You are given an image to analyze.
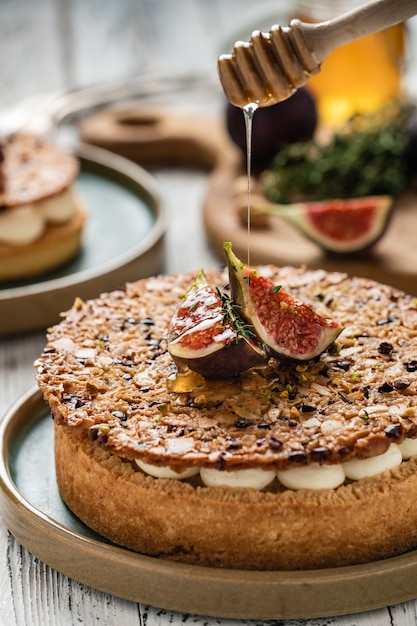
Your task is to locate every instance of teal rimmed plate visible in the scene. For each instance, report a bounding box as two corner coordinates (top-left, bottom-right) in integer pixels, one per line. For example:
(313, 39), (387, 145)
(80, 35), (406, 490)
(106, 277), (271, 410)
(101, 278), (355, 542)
(0, 143), (166, 336)
(2, 387), (417, 619)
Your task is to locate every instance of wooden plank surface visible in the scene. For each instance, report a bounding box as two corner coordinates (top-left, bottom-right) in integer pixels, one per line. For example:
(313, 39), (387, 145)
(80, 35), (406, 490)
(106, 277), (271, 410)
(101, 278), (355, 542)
(1, 1), (417, 624)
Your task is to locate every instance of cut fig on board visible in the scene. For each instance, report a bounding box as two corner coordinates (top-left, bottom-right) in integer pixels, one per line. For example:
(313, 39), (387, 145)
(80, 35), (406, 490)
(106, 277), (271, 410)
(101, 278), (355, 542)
(168, 270), (268, 378)
(246, 195), (394, 254)
(224, 243), (343, 361)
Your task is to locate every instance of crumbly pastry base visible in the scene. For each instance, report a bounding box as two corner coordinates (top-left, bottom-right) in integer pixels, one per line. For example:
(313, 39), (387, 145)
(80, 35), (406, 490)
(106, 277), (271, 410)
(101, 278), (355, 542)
(55, 422), (417, 570)
(0, 198), (86, 281)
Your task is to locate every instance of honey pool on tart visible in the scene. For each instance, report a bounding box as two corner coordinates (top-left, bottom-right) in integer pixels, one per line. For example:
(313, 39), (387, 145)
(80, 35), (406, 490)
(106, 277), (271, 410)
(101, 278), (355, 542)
(35, 242), (417, 570)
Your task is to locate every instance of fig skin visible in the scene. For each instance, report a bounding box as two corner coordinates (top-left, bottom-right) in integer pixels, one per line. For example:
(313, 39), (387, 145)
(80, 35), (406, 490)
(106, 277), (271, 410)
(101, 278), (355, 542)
(226, 87), (318, 171)
(259, 195), (395, 256)
(171, 337), (267, 379)
(224, 242), (342, 361)
(168, 271), (268, 378)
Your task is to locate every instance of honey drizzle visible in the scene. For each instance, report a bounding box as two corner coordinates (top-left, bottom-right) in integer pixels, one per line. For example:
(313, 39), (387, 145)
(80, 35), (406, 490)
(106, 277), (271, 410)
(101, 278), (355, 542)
(242, 102), (258, 266)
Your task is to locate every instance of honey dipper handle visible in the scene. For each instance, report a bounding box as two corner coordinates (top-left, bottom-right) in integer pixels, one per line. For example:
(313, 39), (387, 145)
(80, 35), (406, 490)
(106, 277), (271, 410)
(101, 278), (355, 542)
(292, 0), (416, 66)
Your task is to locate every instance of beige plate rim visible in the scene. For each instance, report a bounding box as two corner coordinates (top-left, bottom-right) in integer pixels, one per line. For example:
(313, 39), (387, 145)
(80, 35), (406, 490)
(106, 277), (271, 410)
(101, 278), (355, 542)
(2, 387), (417, 620)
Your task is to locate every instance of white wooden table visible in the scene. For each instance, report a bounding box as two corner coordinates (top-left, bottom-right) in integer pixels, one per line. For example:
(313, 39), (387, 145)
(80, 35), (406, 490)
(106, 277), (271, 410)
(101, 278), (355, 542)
(1, 1), (417, 624)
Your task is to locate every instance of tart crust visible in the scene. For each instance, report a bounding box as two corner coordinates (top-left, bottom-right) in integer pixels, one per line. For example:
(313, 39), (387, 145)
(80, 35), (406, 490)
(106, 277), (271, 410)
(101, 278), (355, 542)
(55, 422), (417, 570)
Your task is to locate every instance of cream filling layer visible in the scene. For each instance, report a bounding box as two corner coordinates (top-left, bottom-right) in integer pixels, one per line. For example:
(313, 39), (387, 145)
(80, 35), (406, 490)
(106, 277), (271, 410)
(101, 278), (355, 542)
(134, 440), (414, 491)
(0, 186), (76, 245)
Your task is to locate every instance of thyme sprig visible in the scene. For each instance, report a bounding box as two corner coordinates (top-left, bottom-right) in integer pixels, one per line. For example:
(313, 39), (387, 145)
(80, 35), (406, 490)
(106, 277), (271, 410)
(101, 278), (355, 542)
(262, 100), (415, 203)
(216, 287), (256, 342)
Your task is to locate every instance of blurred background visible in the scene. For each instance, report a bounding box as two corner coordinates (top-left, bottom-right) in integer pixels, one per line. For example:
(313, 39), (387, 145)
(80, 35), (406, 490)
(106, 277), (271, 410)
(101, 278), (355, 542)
(2, 6), (417, 622)
(2, 0), (417, 117)
(1, 0), (289, 110)
(2, 0), (417, 300)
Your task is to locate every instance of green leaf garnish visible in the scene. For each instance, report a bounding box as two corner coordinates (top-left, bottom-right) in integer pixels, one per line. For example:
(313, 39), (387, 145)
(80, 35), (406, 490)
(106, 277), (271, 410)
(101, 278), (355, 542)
(216, 287), (256, 342)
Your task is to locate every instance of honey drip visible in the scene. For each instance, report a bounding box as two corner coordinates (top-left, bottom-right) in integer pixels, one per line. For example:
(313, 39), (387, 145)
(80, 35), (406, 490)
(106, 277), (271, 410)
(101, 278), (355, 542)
(166, 104), (259, 392)
(242, 102), (258, 266)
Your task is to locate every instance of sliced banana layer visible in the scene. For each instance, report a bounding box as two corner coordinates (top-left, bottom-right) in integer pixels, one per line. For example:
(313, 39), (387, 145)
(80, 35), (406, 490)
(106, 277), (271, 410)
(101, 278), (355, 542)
(135, 442), (409, 490)
(398, 437), (417, 460)
(277, 462), (346, 490)
(343, 444), (402, 480)
(200, 466), (276, 489)
(0, 186), (76, 245)
(135, 458), (200, 480)
(0, 205), (45, 245)
(38, 187), (76, 223)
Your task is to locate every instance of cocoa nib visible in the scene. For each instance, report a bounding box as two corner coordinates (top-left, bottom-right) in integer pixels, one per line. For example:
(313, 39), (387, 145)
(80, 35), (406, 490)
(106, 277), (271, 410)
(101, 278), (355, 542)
(62, 394), (85, 408)
(378, 382), (394, 393)
(311, 446), (331, 462)
(378, 341), (394, 355)
(111, 411), (127, 420)
(394, 379), (411, 391)
(338, 391), (353, 404)
(334, 359), (353, 371)
(288, 450), (307, 463)
(268, 434), (283, 450)
(384, 423), (403, 440)
(299, 404), (317, 413)
(234, 417), (254, 428)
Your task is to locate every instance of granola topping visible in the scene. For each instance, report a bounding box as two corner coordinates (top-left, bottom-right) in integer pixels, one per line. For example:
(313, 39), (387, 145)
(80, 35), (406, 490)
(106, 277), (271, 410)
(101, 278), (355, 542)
(35, 267), (417, 477)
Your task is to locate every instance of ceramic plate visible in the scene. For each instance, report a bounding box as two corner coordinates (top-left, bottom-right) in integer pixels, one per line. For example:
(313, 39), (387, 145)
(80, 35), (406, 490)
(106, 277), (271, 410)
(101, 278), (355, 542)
(0, 143), (166, 336)
(2, 388), (417, 620)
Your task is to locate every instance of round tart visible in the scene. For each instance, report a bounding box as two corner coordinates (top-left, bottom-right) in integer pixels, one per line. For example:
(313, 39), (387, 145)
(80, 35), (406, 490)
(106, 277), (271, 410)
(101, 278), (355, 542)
(0, 133), (85, 280)
(35, 266), (417, 570)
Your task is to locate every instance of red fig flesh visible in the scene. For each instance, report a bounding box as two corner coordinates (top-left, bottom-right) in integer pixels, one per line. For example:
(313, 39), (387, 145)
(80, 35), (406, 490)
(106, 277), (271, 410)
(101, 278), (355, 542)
(224, 243), (343, 361)
(168, 270), (268, 378)
(253, 195), (394, 254)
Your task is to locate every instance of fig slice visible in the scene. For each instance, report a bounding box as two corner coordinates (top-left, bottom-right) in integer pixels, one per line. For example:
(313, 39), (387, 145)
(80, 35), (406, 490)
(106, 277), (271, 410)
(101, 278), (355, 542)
(248, 195), (394, 254)
(224, 242), (343, 361)
(168, 270), (268, 378)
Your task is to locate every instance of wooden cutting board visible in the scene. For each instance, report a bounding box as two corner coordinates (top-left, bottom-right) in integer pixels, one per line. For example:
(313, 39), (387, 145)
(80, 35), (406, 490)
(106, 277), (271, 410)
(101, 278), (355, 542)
(80, 106), (417, 295)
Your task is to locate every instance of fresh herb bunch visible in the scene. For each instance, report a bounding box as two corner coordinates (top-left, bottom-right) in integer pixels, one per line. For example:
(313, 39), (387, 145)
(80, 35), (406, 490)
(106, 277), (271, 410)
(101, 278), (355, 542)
(262, 100), (416, 204)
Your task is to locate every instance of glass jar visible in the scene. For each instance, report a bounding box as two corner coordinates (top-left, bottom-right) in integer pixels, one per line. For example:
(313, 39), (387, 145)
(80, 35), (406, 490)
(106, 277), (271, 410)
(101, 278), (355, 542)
(294, 1), (406, 126)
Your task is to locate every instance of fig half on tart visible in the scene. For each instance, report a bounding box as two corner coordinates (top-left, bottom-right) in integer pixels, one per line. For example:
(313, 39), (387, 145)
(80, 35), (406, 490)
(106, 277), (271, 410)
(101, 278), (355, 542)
(168, 245), (343, 378)
(224, 242), (343, 361)
(167, 269), (268, 378)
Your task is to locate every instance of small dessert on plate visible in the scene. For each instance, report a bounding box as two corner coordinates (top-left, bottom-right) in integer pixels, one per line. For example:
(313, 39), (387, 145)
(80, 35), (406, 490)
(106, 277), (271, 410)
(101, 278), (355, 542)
(0, 133), (86, 281)
(35, 244), (417, 571)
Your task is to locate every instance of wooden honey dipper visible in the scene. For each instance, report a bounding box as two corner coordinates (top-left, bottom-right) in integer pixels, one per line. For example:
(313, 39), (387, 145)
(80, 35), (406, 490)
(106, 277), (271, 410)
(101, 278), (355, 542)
(218, 0), (417, 108)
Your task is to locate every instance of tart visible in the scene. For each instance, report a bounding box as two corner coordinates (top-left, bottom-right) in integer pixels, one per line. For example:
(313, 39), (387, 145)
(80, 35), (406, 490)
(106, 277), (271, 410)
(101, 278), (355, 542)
(35, 265), (417, 570)
(0, 133), (86, 281)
